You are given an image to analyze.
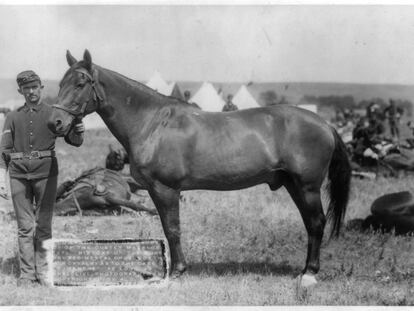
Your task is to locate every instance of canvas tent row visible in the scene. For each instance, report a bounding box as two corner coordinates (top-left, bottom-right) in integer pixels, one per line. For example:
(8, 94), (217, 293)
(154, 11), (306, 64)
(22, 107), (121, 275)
(232, 85), (260, 110)
(146, 71), (183, 100)
(190, 82), (225, 112)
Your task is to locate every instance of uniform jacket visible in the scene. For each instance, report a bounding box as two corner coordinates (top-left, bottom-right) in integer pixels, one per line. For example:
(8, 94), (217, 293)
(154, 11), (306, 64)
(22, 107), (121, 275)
(0, 101), (83, 179)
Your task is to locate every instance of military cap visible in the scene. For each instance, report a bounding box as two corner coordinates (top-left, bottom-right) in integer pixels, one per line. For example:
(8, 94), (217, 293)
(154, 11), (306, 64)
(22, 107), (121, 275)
(16, 70), (41, 87)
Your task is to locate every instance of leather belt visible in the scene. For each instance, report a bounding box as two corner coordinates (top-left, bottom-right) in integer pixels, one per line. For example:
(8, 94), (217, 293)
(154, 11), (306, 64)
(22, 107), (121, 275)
(10, 150), (56, 160)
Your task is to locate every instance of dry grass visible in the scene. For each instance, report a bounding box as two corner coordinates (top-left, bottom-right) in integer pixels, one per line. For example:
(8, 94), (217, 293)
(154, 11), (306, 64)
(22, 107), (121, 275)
(0, 128), (413, 306)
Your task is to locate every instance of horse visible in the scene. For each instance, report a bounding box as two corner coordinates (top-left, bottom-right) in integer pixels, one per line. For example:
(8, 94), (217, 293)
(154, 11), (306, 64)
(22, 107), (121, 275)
(47, 50), (351, 287)
(55, 167), (156, 216)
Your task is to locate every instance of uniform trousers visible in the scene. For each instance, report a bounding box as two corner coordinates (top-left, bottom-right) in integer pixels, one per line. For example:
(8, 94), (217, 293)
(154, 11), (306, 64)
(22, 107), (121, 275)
(10, 175), (57, 281)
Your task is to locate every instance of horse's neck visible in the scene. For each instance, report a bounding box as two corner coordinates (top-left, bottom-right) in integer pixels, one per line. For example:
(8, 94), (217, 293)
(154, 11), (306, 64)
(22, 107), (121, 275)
(95, 67), (163, 151)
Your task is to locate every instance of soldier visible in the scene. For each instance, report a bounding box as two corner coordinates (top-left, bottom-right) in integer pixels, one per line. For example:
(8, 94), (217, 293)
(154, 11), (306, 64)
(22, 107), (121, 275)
(222, 94), (238, 112)
(367, 114), (385, 145)
(383, 99), (402, 142)
(183, 90), (191, 103)
(366, 102), (381, 121)
(0, 70), (85, 286)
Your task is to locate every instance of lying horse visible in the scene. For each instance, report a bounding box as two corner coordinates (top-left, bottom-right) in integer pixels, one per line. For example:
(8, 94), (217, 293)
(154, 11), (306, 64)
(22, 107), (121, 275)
(47, 50), (351, 287)
(365, 191), (414, 234)
(55, 167), (156, 216)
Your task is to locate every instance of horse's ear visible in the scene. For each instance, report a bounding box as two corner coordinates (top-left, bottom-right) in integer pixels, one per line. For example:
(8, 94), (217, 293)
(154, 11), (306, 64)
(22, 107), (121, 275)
(83, 49), (92, 72)
(66, 50), (77, 67)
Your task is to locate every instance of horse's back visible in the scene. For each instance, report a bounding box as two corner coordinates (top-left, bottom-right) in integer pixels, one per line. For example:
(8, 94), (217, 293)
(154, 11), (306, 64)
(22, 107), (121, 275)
(139, 104), (336, 190)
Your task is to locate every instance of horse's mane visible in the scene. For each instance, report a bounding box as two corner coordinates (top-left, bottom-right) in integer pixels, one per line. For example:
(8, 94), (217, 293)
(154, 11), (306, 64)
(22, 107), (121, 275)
(98, 66), (201, 110)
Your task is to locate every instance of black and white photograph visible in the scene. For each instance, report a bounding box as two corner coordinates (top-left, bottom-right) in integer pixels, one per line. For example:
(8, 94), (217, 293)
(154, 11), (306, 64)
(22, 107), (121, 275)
(0, 1), (413, 307)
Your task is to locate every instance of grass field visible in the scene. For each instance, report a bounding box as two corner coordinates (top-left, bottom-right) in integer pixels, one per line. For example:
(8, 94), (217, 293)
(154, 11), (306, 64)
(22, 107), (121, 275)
(0, 128), (413, 306)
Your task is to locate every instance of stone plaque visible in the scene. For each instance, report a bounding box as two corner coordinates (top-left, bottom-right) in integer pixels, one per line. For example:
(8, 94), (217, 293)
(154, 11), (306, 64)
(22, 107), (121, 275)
(50, 239), (168, 287)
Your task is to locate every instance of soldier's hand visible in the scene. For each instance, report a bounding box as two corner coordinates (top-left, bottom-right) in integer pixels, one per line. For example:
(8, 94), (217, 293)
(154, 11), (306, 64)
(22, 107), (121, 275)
(74, 122), (85, 134)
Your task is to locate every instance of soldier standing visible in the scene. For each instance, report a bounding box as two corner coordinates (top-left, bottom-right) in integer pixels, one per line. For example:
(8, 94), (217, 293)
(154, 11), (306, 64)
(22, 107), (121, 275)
(0, 70), (84, 286)
(383, 99), (401, 142)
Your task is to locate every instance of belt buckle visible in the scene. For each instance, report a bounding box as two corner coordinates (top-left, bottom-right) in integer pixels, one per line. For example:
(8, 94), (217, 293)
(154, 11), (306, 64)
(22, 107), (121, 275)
(29, 151), (40, 159)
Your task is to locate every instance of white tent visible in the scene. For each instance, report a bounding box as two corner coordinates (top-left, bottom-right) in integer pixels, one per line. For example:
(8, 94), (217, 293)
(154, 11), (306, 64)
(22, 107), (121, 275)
(190, 82), (225, 112)
(146, 71), (183, 99)
(166, 82), (184, 100)
(146, 71), (171, 96)
(297, 104), (318, 114)
(233, 85), (260, 110)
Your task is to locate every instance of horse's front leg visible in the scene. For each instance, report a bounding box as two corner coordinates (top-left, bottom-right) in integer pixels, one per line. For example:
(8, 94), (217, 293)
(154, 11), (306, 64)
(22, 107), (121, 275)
(148, 181), (187, 277)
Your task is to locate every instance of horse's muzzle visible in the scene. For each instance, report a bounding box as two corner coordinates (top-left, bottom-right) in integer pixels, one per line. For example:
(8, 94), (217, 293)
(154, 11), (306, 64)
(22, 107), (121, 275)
(47, 118), (60, 134)
(47, 117), (70, 136)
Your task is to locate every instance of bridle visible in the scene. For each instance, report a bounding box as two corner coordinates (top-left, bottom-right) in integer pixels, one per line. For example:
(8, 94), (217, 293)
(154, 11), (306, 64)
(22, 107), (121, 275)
(52, 68), (104, 119)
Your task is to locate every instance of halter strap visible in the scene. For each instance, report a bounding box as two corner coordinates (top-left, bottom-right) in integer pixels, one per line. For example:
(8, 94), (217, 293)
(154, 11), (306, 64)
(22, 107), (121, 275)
(52, 68), (104, 118)
(53, 100), (89, 117)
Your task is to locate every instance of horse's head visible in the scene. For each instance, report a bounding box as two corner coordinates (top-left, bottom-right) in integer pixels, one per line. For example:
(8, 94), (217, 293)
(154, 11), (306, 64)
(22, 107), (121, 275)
(48, 49), (104, 136)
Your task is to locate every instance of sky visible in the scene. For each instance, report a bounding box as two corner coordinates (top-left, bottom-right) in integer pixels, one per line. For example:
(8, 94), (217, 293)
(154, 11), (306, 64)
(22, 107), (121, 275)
(1, 4), (414, 84)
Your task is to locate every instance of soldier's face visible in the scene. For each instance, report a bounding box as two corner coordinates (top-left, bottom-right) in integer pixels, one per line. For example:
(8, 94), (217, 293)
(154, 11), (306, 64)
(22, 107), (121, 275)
(18, 81), (44, 104)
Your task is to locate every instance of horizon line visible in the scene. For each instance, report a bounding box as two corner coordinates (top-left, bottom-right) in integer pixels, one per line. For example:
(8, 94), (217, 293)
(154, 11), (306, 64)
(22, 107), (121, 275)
(1, 76), (413, 87)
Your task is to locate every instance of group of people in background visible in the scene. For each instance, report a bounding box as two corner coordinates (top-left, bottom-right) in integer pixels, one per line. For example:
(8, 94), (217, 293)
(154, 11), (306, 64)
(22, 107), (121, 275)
(335, 99), (408, 167)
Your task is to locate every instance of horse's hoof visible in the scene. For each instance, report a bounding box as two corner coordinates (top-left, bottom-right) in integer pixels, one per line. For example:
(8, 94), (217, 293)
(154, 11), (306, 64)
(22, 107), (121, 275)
(298, 273), (317, 288)
(170, 269), (185, 279)
(170, 264), (187, 279)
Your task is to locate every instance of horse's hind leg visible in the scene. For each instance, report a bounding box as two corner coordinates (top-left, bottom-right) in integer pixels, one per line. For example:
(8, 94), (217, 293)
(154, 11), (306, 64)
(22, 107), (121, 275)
(284, 176), (326, 287)
(148, 182), (187, 277)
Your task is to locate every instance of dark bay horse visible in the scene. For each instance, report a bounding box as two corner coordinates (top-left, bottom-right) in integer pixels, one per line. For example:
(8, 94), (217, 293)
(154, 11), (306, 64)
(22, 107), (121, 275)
(48, 50), (351, 287)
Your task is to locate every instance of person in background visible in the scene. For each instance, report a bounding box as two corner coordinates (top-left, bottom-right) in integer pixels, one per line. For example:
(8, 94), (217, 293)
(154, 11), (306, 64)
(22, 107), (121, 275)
(367, 116), (385, 145)
(183, 90), (200, 109)
(0, 70), (85, 286)
(335, 109), (345, 127)
(406, 121), (414, 148)
(366, 102), (385, 145)
(222, 94), (238, 112)
(383, 99), (402, 142)
(183, 90), (191, 103)
(366, 102), (381, 121)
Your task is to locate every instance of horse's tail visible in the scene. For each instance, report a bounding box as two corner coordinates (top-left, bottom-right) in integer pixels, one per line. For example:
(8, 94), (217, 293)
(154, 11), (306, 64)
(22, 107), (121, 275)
(326, 127), (352, 238)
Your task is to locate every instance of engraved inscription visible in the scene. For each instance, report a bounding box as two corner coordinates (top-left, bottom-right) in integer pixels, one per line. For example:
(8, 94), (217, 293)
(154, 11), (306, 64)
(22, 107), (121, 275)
(52, 239), (167, 286)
